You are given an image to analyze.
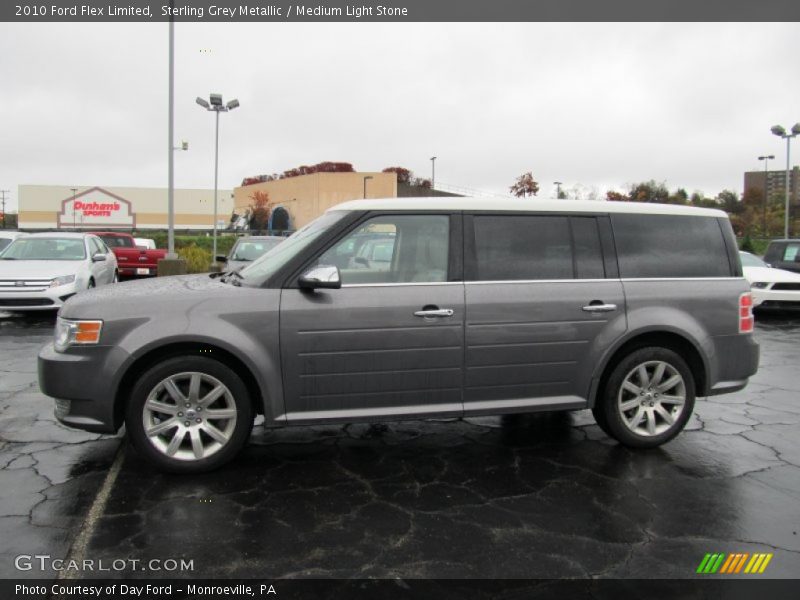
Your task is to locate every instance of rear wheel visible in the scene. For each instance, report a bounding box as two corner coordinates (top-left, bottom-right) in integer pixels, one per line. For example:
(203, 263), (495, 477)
(87, 278), (95, 289)
(126, 356), (254, 473)
(596, 347), (695, 448)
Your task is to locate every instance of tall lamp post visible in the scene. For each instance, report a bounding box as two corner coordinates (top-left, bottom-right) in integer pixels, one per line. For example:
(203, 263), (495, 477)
(70, 188), (78, 229)
(758, 155), (775, 236)
(430, 156), (437, 195)
(554, 181), (563, 199)
(197, 94), (240, 261)
(363, 175), (373, 199)
(771, 123), (800, 239)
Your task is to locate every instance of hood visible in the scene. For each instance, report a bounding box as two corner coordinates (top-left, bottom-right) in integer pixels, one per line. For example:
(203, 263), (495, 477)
(742, 265), (800, 284)
(62, 274), (239, 318)
(0, 260), (83, 279)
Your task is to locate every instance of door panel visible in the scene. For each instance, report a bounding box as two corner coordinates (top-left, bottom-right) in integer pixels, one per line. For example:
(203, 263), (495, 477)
(464, 280), (626, 412)
(279, 285), (465, 421)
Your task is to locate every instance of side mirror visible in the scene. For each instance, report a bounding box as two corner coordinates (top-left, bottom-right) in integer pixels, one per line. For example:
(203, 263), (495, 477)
(298, 265), (341, 290)
(215, 255), (228, 263)
(91, 253), (107, 262)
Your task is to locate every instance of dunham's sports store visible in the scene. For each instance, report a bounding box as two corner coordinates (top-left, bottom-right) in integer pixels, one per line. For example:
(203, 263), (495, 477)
(17, 185), (234, 231)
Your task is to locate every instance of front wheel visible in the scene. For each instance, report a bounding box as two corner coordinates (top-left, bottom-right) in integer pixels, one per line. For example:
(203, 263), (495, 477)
(126, 356), (254, 473)
(593, 347), (695, 448)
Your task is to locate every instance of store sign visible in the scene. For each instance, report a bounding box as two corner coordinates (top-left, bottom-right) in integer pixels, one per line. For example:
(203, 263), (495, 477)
(58, 187), (135, 228)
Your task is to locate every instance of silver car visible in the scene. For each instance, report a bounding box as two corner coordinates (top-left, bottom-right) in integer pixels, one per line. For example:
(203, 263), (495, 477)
(0, 232), (118, 311)
(38, 198), (759, 472)
(218, 235), (285, 272)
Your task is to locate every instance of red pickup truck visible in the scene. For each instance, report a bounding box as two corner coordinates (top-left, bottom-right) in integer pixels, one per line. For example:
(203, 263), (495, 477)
(95, 232), (166, 277)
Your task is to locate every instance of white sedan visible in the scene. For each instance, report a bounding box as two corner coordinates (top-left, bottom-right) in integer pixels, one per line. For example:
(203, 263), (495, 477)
(740, 251), (800, 309)
(0, 232), (118, 311)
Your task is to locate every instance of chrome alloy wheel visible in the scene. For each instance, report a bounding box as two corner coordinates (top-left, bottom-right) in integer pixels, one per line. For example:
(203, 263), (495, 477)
(142, 371), (238, 461)
(617, 360), (687, 437)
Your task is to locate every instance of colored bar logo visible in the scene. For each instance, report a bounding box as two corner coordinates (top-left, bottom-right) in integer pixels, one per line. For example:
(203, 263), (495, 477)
(696, 552), (773, 574)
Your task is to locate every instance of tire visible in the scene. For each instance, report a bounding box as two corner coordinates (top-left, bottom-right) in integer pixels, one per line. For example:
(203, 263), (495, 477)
(112, 271), (118, 284)
(125, 356), (254, 473)
(87, 278), (95, 289)
(596, 347), (695, 448)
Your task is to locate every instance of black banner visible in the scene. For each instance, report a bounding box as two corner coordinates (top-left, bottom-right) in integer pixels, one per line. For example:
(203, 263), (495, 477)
(3, 0), (800, 23)
(3, 579), (800, 600)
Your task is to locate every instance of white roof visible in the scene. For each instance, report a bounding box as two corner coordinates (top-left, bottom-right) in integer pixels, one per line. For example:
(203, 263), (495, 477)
(330, 197), (728, 218)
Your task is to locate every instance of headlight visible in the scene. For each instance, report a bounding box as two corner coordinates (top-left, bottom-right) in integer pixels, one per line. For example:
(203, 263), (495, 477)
(50, 274), (76, 288)
(54, 317), (103, 352)
(750, 282), (769, 289)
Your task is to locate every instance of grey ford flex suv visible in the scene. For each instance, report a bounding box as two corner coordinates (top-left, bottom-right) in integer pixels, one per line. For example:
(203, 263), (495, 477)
(39, 198), (759, 472)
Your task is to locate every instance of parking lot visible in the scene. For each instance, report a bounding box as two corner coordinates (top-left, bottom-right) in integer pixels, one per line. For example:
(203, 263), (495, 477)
(1, 310), (799, 579)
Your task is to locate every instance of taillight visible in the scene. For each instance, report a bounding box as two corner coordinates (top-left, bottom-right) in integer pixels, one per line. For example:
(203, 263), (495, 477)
(739, 293), (754, 333)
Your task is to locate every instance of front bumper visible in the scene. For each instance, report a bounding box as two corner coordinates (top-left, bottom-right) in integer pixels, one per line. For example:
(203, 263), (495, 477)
(752, 288), (800, 307)
(0, 282), (79, 311)
(38, 341), (129, 433)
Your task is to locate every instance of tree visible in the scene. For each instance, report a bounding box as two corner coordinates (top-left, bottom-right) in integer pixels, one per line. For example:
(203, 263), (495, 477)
(382, 167), (413, 184)
(248, 190), (272, 231)
(606, 190), (629, 202)
(629, 180), (669, 203)
(510, 172), (540, 198)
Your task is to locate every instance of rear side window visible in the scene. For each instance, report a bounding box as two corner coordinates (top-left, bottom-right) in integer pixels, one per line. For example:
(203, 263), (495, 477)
(783, 243), (800, 263)
(612, 214), (732, 278)
(472, 215), (605, 281)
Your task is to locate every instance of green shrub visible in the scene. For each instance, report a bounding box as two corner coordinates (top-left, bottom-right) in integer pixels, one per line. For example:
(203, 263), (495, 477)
(178, 244), (212, 273)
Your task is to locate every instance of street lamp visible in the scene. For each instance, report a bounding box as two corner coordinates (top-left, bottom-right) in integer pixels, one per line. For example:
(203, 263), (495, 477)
(430, 156), (437, 195)
(197, 93), (240, 261)
(758, 155), (775, 235)
(363, 175), (373, 199)
(771, 123), (800, 239)
(554, 181), (563, 199)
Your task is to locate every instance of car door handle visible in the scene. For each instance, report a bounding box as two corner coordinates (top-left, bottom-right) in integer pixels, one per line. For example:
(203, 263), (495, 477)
(414, 308), (454, 318)
(582, 303), (617, 313)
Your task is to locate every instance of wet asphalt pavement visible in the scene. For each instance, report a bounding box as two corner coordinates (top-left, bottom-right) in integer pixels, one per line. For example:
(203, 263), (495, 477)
(1, 310), (799, 580)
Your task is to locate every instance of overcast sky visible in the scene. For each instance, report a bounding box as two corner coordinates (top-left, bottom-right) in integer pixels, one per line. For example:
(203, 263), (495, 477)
(1, 22), (798, 211)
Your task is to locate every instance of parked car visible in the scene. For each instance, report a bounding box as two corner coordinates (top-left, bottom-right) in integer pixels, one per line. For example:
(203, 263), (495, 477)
(217, 235), (285, 272)
(763, 239), (800, 274)
(0, 232), (117, 311)
(39, 198), (759, 472)
(0, 231), (27, 252)
(134, 237), (157, 250)
(740, 251), (800, 309)
(95, 232), (166, 277)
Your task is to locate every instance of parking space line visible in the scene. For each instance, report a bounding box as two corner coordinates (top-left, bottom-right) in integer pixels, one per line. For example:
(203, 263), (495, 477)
(58, 440), (126, 581)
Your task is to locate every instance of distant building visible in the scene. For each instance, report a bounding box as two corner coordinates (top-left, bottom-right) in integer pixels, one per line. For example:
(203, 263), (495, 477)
(743, 166), (800, 206)
(233, 171), (398, 231)
(18, 185), (232, 231)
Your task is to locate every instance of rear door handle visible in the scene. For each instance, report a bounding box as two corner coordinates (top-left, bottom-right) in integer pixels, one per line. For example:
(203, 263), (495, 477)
(582, 303), (617, 313)
(414, 308), (454, 318)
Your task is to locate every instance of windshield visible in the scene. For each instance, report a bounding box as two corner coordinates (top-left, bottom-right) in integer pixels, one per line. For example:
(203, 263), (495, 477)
(238, 211), (347, 285)
(231, 238), (283, 262)
(0, 238), (86, 261)
(101, 236), (134, 248)
(0, 239), (12, 252)
(739, 252), (767, 268)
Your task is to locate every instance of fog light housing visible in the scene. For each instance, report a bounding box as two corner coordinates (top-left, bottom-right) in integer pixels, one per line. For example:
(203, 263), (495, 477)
(751, 282), (769, 289)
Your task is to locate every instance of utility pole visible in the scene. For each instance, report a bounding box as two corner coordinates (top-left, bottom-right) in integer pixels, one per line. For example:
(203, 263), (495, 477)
(0, 190), (8, 229)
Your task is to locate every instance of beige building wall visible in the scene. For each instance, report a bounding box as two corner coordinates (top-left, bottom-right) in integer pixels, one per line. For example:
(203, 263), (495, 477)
(18, 185), (233, 230)
(233, 172), (397, 230)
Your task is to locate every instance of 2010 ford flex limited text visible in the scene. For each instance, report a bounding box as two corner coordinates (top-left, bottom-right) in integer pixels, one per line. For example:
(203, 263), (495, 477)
(38, 198), (760, 472)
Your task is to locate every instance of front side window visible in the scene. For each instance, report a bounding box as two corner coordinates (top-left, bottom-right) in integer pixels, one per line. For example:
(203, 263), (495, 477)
(783, 244), (800, 263)
(315, 215), (449, 285)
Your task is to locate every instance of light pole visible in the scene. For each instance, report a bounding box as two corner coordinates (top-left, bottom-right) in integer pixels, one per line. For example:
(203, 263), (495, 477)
(363, 175), (373, 199)
(167, 4), (175, 258)
(771, 123), (800, 239)
(71, 188), (78, 229)
(430, 156), (436, 195)
(758, 155), (775, 236)
(554, 181), (563, 199)
(197, 94), (239, 262)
